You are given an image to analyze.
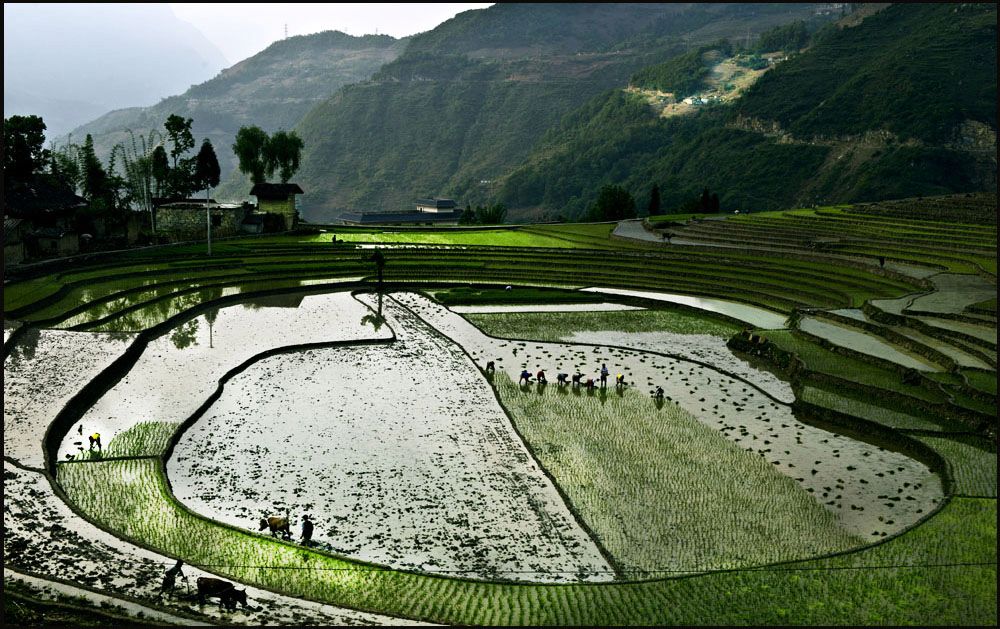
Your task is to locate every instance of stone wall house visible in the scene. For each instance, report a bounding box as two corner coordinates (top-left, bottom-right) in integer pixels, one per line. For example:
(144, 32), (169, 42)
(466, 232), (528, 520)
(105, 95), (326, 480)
(4, 217), (27, 266)
(250, 183), (304, 230)
(156, 201), (248, 242)
(30, 227), (79, 258)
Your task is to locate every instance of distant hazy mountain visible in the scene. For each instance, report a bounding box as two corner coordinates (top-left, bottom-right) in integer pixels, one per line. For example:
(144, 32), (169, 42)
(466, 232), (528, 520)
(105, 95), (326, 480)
(3, 3), (228, 139)
(281, 3), (824, 220)
(60, 31), (406, 189)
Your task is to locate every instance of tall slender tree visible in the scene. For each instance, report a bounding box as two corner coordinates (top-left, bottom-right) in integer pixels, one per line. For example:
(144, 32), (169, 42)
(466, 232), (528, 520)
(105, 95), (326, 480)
(164, 114), (195, 170)
(194, 139), (221, 194)
(647, 183), (661, 216)
(151, 145), (169, 199)
(79, 134), (108, 205)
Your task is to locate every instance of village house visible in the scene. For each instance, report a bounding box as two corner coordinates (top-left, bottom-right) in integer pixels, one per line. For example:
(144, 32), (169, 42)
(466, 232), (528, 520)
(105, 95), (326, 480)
(339, 198), (463, 226)
(3, 173), (87, 260)
(250, 183), (304, 231)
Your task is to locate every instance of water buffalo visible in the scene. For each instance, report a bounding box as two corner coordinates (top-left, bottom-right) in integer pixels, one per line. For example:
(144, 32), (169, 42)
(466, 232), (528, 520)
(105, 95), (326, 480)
(259, 515), (292, 540)
(196, 577), (247, 610)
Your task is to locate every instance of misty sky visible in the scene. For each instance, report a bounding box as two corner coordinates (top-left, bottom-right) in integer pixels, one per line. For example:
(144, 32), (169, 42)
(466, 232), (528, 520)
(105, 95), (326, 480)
(170, 3), (494, 64)
(4, 3), (493, 138)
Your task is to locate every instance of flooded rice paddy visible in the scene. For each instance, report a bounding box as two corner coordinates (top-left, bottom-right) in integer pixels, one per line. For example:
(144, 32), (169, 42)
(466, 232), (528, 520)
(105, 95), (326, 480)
(581, 287), (789, 329)
(5, 329), (135, 468)
(59, 292), (388, 461)
(799, 316), (940, 371)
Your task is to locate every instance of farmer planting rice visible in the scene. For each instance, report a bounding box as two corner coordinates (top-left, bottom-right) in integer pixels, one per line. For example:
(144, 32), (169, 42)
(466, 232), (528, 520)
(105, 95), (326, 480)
(519, 370), (533, 384)
(88, 432), (101, 451)
(301, 514), (314, 546)
(159, 559), (186, 599)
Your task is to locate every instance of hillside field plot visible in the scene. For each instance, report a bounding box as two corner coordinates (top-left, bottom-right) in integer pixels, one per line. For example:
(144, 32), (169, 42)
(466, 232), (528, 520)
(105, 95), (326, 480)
(798, 316), (941, 371)
(167, 295), (612, 582)
(392, 292), (944, 542)
(463, 308), (793, 402)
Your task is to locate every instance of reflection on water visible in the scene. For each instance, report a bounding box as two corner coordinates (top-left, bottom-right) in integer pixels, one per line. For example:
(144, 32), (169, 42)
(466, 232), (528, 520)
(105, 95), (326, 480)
(62, 290), (390, 461)
(240, 293), (306, 310)
(169, 319), (200, 350)
(361, 292), (386, 332)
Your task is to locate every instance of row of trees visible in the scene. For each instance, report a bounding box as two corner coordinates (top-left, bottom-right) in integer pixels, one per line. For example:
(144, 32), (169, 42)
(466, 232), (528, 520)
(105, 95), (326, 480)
(459, 202), (508, 225)
(582, 183), (723, 221)
(4, 114), (223, 236)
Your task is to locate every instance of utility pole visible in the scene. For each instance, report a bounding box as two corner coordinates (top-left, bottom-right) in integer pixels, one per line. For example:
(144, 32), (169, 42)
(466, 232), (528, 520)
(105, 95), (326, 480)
(206, 187), (212, 256)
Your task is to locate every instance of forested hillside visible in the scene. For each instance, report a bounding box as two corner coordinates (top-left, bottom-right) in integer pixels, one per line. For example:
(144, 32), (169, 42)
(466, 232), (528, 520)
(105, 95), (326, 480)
(278, 3), (825, 220)
(59, 32), (405, 186)
(495, 3), (996, 220)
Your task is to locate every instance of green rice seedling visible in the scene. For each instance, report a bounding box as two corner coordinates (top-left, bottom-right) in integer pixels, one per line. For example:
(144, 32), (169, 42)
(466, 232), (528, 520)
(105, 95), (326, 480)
(102, 422), (181, 458)
(961, 369), (998, 396)
(914, 435), (997, 497)
(466, 309), (743, 341)
(492, 373), (861, 575)
(799, 387), (945, 431)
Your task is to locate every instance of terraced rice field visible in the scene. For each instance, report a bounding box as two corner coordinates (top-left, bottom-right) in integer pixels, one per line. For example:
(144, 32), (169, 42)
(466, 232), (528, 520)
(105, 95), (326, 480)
(3, 200), (996, 625)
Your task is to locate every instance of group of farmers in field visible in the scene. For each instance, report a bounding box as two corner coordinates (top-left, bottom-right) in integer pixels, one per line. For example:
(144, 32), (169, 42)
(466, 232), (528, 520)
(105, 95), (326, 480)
(487, 360), (665, 400)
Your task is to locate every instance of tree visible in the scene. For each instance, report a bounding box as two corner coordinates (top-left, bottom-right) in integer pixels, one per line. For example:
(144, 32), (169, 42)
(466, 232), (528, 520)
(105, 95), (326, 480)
(164, 115), (195, 170)
(194, 139), (221, 193)
(647, 183), (661, 216)
(151, 145), (169, 198)
(233, 126), (271, 184)
(588, 184), (636, 221)
(266, 130), (304, 183)
(459, 203), (477, 225)
(4, 115), (50, 183)
(477, 203), (507, 225)
(79, 134), (108, 205)
(700, 187), (711, 213)
(710, 192), (720, 213)
(50, 146), (81, 192)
